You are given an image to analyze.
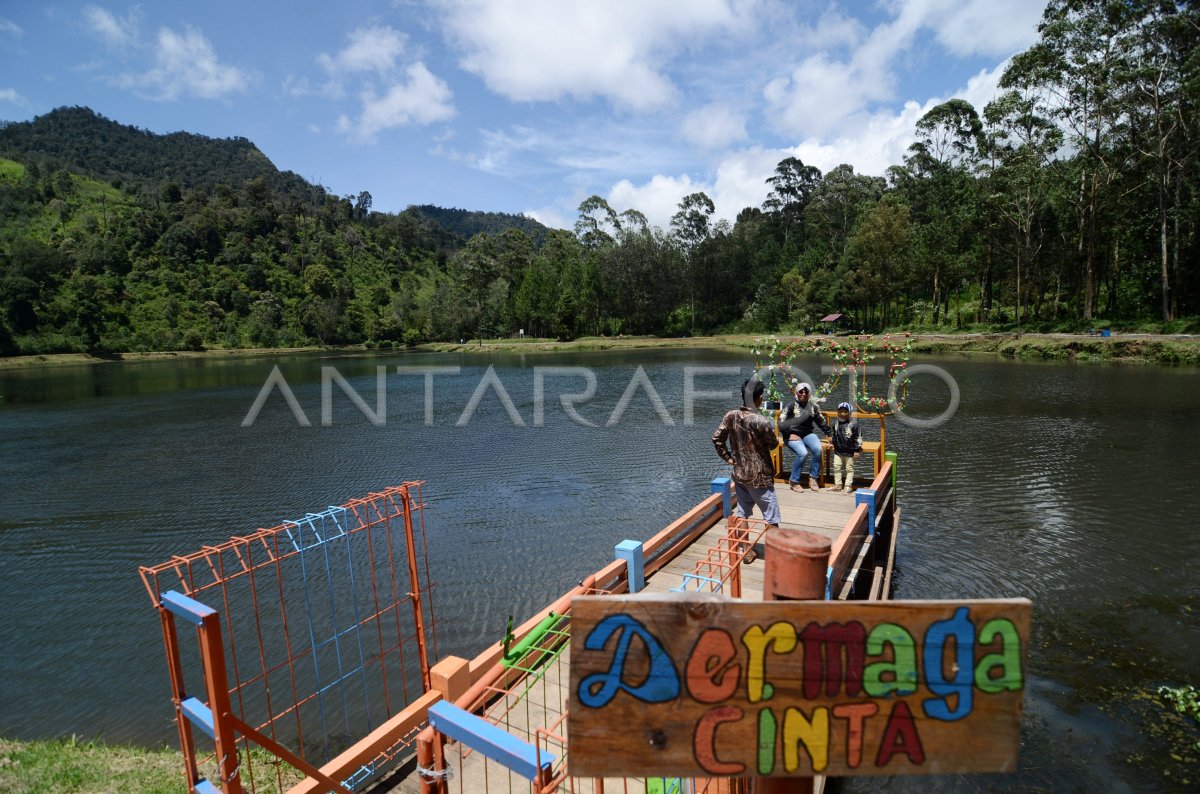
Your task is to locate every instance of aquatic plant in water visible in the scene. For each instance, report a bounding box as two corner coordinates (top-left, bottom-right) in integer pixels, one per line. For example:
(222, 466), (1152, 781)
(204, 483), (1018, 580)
(1159, 685), (1200, 723)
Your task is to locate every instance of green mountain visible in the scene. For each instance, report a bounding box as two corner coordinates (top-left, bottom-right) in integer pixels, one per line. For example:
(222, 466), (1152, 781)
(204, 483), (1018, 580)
(0, 106), (317, 200)
(0, 107), (550, 242)
(0, 107), (559, 356)
(409, 205), (549, 247)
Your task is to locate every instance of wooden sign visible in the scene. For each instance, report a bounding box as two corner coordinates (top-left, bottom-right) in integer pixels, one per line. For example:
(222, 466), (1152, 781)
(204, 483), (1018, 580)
(568, 595), (1031, 778)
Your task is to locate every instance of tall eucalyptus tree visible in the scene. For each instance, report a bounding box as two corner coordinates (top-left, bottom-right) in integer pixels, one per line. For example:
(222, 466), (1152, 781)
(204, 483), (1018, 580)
(670, 192), (715, 334)
(901, 99), (985, 324)
(1117, 0), (1199, 320)
(983, 89), (1063, 329)
(1005, 0), (1131, 320)
(804, 165), (885, 272)
(762, 156), (822, 252)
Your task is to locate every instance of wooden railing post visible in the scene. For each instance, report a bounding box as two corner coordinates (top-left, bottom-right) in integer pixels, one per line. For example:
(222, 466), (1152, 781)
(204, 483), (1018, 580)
(710, 477), (732, 517)
(157, 607), (201, 792)
(615, 540), (645, 593)
(198, 609), (242, 793)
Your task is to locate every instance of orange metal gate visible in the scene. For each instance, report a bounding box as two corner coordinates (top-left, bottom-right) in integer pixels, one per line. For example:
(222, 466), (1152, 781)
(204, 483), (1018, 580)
(139, 483), (437, 793)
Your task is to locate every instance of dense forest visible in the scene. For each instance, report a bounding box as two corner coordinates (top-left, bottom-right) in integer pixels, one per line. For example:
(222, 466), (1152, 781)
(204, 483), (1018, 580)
(0, 0), (1197, 356)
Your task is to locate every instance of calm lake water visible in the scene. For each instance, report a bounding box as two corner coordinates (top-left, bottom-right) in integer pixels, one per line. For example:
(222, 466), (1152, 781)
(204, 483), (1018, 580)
(1, 347), (1197, 791)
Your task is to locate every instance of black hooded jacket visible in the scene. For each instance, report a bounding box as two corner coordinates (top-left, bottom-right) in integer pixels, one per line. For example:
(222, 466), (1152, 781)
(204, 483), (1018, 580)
(779, 397), (829, 440)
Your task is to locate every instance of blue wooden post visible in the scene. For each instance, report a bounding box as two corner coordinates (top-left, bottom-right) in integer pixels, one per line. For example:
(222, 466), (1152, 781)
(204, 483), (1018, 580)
(615, 539), (645, 593)
(711, 476), (732, 518)
(856, 489), (877, 535)
(885, 450), (898, 489)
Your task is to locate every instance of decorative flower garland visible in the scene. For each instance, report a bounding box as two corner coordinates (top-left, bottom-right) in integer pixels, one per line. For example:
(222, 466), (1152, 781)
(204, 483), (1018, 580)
(751, 332), (915, 415)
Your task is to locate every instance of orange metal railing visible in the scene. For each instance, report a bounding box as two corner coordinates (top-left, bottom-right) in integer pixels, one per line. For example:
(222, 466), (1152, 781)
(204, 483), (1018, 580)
(139, 483), (437, 793)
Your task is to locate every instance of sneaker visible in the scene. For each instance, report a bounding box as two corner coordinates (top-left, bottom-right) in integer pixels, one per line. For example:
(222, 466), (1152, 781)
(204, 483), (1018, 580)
(809, 479), (820, 491)
(789, 482), (804, 492)
(831, 484), (843, 492)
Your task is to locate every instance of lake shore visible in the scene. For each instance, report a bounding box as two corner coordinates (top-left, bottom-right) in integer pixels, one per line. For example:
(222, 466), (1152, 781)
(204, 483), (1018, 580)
(0, 736), (305, 793)
(2, 331), (1198, 370)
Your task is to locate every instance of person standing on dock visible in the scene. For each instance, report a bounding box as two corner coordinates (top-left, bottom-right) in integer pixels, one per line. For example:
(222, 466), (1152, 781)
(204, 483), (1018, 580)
(712, 379), (781, 562)
(779, 382), (830, 491)
(829, 401), (862, 492)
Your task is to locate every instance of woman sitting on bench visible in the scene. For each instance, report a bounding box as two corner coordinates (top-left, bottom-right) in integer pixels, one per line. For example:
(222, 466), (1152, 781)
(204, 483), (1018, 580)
(779, 382), (830, 491)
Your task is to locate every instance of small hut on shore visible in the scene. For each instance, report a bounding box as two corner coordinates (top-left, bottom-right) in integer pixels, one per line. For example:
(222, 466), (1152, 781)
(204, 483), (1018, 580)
(819, 312), (849, 333)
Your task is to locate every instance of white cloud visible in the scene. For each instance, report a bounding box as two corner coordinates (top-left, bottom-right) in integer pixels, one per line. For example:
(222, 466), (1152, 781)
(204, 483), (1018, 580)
(600, 147), (791, 232)
(318, 26), (408, 76)
(799, 8), (863, 51)
(793, 101), (931, 177)
(916, 0), (1045, 58)
(338, 62), (455, 142)
(117, 26), (252, 101)
(598, 56), (1012, 233)
(710, 146), (787, 217)
(433, 0), (754, 110)
(955, 61), (1008, 114)
(282, 74), (312, 97)
(316, 26), (456, 141)
(761, 0), (1043, 140)
(608, 173), (709, 231)
(0, 17), (24, 38)
(0, 88), (28, 106)
(680, 104), (747, 150)
(83, 5), (137, 49)
(523, 204), (572, 231)
(763, 52), (889, 139)
(699, 58), (1016, 228)
(472, 126), (542, 174)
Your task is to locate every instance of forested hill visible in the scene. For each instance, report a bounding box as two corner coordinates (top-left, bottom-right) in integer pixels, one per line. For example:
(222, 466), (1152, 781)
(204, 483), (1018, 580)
(0, 106), (318, 200)
(409, 205), (549, 247)
(0, 106), (565, 356)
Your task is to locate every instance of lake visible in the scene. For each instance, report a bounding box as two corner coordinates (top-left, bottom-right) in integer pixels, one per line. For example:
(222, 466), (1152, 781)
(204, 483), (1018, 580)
(0, 347), (1197, 791)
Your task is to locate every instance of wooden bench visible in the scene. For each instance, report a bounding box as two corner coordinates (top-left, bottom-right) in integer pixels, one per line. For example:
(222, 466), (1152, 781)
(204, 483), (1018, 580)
(770, 411), (887, 485)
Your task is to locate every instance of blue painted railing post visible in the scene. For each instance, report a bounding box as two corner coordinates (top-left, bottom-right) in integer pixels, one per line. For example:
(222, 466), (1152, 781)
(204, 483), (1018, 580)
(615, 539), (645, 593)
(711, 477), (732, 518)
(428, 700), (556, 781)
(856, 489), (877, 535)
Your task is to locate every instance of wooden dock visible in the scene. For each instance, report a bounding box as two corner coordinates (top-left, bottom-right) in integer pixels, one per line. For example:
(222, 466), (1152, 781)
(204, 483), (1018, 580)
(644, 483), (860, 598)
(400, 483), (862, 794)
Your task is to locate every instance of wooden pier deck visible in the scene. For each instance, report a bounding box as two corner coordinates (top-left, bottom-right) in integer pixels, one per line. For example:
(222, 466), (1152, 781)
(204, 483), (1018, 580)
(644, 484), (860, 598)
(408, 484), (861, 794)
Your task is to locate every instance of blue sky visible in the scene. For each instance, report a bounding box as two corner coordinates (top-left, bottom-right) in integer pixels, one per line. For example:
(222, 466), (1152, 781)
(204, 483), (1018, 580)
(0, 1), (1047, 231)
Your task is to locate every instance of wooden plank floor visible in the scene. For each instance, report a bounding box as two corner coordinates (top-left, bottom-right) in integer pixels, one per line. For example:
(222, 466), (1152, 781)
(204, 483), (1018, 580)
(643, 482), (860, 599)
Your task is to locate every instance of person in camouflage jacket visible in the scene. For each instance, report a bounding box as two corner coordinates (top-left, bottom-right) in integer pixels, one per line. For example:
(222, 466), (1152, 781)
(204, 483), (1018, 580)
(712, 379), (781, 530)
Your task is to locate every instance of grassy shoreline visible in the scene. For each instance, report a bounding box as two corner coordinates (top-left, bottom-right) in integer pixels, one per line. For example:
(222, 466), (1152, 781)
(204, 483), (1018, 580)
(0, 736), (309, 793)
(2, 332), (1199, 371)
(0, 736), (183, 793)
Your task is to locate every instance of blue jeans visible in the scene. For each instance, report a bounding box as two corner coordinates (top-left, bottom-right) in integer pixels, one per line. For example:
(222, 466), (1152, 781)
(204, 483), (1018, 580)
(787, 434), (822, 482)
